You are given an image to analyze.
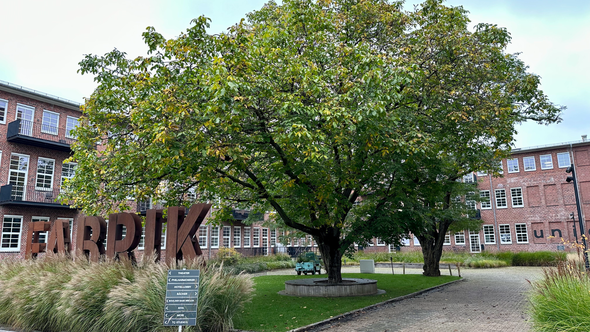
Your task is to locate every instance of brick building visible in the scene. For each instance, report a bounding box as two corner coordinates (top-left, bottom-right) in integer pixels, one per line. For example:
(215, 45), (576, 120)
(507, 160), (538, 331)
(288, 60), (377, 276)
(400, 137), (590, 254)
(0, 80), (82, 259)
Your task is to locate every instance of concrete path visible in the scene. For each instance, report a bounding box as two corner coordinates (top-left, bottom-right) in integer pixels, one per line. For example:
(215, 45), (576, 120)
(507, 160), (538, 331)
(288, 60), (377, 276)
(301, 266), (544, 332)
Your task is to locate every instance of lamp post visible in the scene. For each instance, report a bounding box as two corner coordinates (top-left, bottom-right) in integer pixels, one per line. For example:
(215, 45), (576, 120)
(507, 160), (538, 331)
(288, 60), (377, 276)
(566, 164), (589, 270)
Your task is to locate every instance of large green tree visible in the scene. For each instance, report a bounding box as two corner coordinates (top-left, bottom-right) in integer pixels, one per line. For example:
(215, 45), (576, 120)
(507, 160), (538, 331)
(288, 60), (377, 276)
(65, 0), (562, 283)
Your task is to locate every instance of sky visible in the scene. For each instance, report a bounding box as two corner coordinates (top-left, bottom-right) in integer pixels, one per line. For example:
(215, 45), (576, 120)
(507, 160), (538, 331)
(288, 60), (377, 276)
(0, 0), (588, 149)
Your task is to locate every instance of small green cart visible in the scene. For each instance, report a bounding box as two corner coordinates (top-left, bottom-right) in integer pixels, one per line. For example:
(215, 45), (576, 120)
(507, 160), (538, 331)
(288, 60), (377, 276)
(295, 252), (322, 275)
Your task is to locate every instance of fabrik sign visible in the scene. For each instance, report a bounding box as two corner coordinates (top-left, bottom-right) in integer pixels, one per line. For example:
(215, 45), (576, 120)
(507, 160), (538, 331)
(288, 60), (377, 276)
(25, 203), (211, 264)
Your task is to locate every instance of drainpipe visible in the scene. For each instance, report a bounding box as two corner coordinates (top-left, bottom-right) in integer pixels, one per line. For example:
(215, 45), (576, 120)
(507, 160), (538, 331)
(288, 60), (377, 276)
(570, 144), (588, 269)
(489, 173), (500, 251)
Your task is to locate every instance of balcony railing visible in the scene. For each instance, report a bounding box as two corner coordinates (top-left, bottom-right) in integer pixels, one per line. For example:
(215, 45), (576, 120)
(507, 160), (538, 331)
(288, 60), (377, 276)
(0, 184), (71, 208)
(7, 119), (74, 152)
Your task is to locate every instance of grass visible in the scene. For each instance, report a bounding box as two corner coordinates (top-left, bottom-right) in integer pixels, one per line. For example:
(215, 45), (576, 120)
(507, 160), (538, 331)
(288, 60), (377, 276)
(211, 249), (296, 274)
(351, 250), (565, 268)
(0, 254), (253, 332)
(235, 273), (459, 332)
(529, 260), (590, 331)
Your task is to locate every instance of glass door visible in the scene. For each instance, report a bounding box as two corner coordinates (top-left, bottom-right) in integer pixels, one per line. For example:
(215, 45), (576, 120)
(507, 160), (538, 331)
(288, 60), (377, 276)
(16, 105), (35, 136)
(469, 231), (481, 253)
(9, 154), (29, 200)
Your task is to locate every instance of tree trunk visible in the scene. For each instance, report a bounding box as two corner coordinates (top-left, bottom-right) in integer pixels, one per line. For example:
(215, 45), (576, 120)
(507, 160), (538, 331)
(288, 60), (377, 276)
(316, 228), (343, 284)
(420, 234), (444, 277)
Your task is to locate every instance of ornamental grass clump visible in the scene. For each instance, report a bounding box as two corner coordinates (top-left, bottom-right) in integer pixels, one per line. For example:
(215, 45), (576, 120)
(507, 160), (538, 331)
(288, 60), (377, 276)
(529, 260), (590, 331)
(0, 253), (254, 332)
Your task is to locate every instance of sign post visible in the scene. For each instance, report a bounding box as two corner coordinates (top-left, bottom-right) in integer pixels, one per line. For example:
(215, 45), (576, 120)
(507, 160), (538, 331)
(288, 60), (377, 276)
(164, 269), (200, 331)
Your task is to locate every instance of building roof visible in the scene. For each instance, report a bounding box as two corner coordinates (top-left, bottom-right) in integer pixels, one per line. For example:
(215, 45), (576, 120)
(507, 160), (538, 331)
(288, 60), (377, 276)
(511, 137), (590, 155)
(0, 79), (81, 111)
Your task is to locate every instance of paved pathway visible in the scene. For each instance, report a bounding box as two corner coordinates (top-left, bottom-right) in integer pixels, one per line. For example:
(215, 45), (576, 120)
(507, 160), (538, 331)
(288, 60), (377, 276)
(303, 266), (544, 332)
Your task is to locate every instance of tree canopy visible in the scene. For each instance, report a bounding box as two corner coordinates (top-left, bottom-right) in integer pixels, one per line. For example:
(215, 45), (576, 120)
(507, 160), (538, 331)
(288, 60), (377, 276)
(65, 0), (562, 282)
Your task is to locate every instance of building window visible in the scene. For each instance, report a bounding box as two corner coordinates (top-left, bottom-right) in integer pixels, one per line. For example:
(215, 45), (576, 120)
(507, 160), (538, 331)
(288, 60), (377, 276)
(454, 232), (465, 245)
(0, 99), (7, 124)
(463, 173), (474, 183)
(443, 232), (451, 245)
(32, 216), (50, 244)
(515, 223), (529, 243)
(466, 192), (477, 210)
(1, 216), (22, 251)
(199, 226), (208, 249)
(161, 224), (167, 250)
(270, 229), (276, 247)
(511, 188), (524, 207)
(36, 158), (55, 190)
(523, 156), (536, 171)
(507, 158), (519, 173)
(9, 154), (29, 200)
(16, 104), (35, 136)
(376, 238), (386, 246)
(495, 189), (507, 208)
(41, 110), (59, 135)
(262, 228), (269, 254)
(557, 152), (571, 168)
(243, 227), (251, 247)
(480, 190), (491, 209)
(233, 227), (241, 248)
(253, 228), (260, 247)
(210, 227), (219, 248)
(61, 162), (77, 189)
(413, 236), (420, 246)
(483, 225), (495, 244)
(469, 231), (481, 253)
(499, 224), (512, 244)
(401, 238), (410, 246)
(540, 154), (553, 170)
(498, 161), (504, 174)
(66, 116), (79, 139)
(138, 226), (146, 249)
(476, 170), (488, 176)
(222, 226), (231, 248)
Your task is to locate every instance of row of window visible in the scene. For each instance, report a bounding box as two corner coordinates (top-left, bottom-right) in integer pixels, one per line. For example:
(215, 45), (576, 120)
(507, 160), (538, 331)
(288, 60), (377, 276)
(2, 152), (76, 200)
(1, 216), (74, 251)
(479, 188), (523, 209)
(0, 99), (79, 138)
(474, 152), (571, 177)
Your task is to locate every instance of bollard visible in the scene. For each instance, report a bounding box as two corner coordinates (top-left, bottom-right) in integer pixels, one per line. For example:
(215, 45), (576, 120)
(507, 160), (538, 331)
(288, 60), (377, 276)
(403, 263), (406, 275)
(448, 264), (452, 276)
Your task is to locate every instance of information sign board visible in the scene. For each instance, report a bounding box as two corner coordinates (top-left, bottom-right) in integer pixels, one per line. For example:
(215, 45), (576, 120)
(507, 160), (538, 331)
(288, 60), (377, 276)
(164, 269), (200, 326)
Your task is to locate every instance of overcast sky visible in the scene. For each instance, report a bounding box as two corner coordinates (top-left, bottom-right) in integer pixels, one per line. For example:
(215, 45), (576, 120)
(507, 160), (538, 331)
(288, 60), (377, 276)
(0, 0), (588, 149)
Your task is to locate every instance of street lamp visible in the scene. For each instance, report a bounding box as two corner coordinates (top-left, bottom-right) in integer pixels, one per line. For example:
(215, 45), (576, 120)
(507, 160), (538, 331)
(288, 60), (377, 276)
(566, 164), (589, 270)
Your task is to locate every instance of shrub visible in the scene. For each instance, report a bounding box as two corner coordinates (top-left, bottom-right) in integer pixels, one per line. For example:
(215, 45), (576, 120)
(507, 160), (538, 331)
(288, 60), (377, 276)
(463, 256), (508, 268)
(0, 254), (253, 332)
(512, 251), (566, 266)
(529, 260), (590, 331)
(216, 247), (243, 265)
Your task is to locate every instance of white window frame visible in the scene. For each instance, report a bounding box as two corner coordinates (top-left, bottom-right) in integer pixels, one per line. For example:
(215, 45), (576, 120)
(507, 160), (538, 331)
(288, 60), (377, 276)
(1, 215), (23, 252)
(36, 157), (55, 190)
(253, 228), (260, 247)
(233, 226), (241, 248)
(222, 226), (231, 248)
(495, 189), (507, 208)
(262, 228), (269, 254)
(210, 226), (219, 248)
(499, 224), (512, 244)
(270, 229), (276, 247)
(443, 232), (451, 245)
(483, 225), (495, 244)
(32, 216), (50, 244)
(243, 227), (251, 248)
(376, 238), (386, 246)
(557, 152), (571, 168)
(9, 153), (30, 200)
(507, 158), (519, 173)
(523, 156), (536, 171)
(41, 110), (60, 135)
(401, 238), (410, 246)
(198, 226), (208, 249)
(413, 236), (420, 246)
(463, 173), (474, 183)
(498, 160), (504, 174)
(480, 190), (491, 209)
(511, 187), (524, 208)
(476, 170), (488, 176)
(61, 162), (77, 189)
(540, 154), (553, 170)
(469, 231), (481, 253)
(138, 226), (146, 249)
(0, 98), (7, 124)
(16, 104), (35, 135)
(515, 223), (529, 244)
(66, 116), (79, 139)
(454, 232), (465, 245)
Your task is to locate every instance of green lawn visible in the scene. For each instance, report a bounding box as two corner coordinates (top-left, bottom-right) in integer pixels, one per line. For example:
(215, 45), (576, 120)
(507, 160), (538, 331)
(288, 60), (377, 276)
(235, 273), (459, 331)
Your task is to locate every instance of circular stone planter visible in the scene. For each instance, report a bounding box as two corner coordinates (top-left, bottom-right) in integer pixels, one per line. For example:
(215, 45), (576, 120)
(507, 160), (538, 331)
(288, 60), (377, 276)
(279, 278), (383, 297)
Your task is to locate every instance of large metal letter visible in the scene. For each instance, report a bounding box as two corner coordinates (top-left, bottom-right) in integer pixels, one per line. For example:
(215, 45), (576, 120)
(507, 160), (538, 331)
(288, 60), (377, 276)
(166, 204), (211, 264)
(106, 212), (142, 261)
(25, 221), (51, 259)
(144, 209), (165, 261)
(76, 216), (106, 262)
(47, 219), (71, 255)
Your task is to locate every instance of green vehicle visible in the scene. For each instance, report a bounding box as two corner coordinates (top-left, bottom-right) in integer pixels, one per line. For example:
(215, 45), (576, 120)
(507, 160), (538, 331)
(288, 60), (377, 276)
(295, 252), (322, 275)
